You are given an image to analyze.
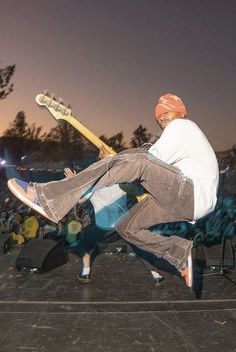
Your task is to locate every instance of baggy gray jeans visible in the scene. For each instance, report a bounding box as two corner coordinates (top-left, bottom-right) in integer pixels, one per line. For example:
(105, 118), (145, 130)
(35, 149), (194, 271)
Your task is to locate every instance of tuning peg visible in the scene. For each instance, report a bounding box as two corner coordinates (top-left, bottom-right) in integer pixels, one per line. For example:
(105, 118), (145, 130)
(65, 104), (72, 115)
(58, 97), (64, 105)
(45, 93), (57, 107)
(55, 101), (61, 111)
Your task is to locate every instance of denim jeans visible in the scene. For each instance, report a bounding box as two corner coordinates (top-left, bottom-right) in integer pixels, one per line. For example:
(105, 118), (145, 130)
(35, 149), (194, 271)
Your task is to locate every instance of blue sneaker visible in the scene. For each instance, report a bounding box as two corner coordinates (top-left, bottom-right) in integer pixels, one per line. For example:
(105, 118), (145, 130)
(7, 178), (51, 221)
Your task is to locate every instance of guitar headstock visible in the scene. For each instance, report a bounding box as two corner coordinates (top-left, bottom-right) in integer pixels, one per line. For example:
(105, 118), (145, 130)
(36, 90), (116, 156)
(35, 91), (72, 121)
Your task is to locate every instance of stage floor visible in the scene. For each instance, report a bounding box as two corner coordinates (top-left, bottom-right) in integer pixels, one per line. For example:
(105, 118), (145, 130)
(0, 244), (235, 352)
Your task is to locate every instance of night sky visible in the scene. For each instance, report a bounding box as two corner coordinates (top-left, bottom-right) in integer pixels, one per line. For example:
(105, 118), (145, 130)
(1, 0), (236, 151)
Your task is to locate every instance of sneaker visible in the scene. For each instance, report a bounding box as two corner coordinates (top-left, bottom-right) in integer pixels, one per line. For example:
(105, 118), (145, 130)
(181, 251), (193, 288)
(7, 178), (51, 221)
(77, 272), (91, 284)
(151, 270), (165, 286)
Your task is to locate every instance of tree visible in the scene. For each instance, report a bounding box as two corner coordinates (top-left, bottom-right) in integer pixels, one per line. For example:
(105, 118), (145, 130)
(3, 111), (28, 138)
(1, 111), (28, 162)
(2, 111), (46, 163)
(27, 123), (43, 140)
(129, 125), (152, 148)
(1, 112), (86, 166)
(99, 131), (125, 152)
(4, 111), (44, 141)
(43, 121), (85, 165)
(44, 120), (85, 147)
(0, 64), (15, 100)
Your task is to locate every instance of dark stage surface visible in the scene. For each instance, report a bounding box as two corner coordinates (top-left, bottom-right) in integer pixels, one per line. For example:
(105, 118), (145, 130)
(0, 244), (235, 352)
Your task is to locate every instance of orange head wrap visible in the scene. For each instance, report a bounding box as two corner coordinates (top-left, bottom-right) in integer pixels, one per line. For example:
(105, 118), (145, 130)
(155, 93), (187, 119)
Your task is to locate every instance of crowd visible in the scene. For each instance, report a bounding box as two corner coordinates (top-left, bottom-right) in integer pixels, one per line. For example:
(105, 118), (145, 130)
(0, 179), (95, 247)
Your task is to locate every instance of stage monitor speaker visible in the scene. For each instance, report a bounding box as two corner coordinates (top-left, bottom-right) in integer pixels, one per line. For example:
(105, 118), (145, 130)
(0, 234), (12, 255)
(15, 239), (68, 273)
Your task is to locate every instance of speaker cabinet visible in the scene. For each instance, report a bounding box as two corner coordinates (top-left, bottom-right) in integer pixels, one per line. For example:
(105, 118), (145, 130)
(0, 234), (12, 255)
(15, 239), (68, 272)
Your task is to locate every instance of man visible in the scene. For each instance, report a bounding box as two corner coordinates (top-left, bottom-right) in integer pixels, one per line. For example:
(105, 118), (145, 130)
(7, 93), (219, 289)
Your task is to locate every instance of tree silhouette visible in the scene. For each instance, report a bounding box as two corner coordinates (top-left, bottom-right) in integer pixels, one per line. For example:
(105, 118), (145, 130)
(129, 124), (152, 148)
(43, 120), (85, 165)
(3, 110), (44, 139)
(2, 111), (44, 163)
(0, 109), (154, 167)
(99, 131), (125, 152)
(0, 64), (15, 100)
(3, 111), (28, 138)
(1, 112), (89, 166)
(44, 121), (82, 144)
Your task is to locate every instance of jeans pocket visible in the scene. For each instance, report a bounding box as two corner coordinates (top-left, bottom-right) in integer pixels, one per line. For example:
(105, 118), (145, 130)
(148, 177), (180, 208)
(145, 160), (184, 208)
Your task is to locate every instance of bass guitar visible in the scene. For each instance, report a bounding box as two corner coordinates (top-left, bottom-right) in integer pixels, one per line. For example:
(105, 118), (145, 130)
(35, 91), (144, 229)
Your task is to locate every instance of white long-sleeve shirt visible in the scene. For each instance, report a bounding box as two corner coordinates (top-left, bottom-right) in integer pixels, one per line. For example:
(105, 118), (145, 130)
(148, 118), (219, 220)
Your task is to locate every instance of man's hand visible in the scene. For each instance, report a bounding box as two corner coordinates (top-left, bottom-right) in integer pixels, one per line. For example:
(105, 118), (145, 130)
(99, 145), (112, 159)
(64, 167), (76, 178)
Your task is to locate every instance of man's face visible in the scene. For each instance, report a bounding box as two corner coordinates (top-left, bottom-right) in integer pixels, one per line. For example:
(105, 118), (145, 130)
(156, 111), (184, 130)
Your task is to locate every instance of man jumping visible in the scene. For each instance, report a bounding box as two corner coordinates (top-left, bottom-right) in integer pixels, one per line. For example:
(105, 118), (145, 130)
(7, 93), (219, 290)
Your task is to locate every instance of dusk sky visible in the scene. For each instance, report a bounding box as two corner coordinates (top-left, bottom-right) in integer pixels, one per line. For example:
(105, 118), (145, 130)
(1, 0), (236, 151)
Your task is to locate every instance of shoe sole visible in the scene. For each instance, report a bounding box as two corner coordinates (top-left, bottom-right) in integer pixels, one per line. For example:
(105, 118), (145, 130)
(7, 179), (52, 221)
(77, 275), (91, 284)
(187, 253), (193, 288)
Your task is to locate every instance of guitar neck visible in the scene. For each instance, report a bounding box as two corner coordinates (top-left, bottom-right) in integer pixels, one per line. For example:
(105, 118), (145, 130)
(61, 114), (116, 156)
